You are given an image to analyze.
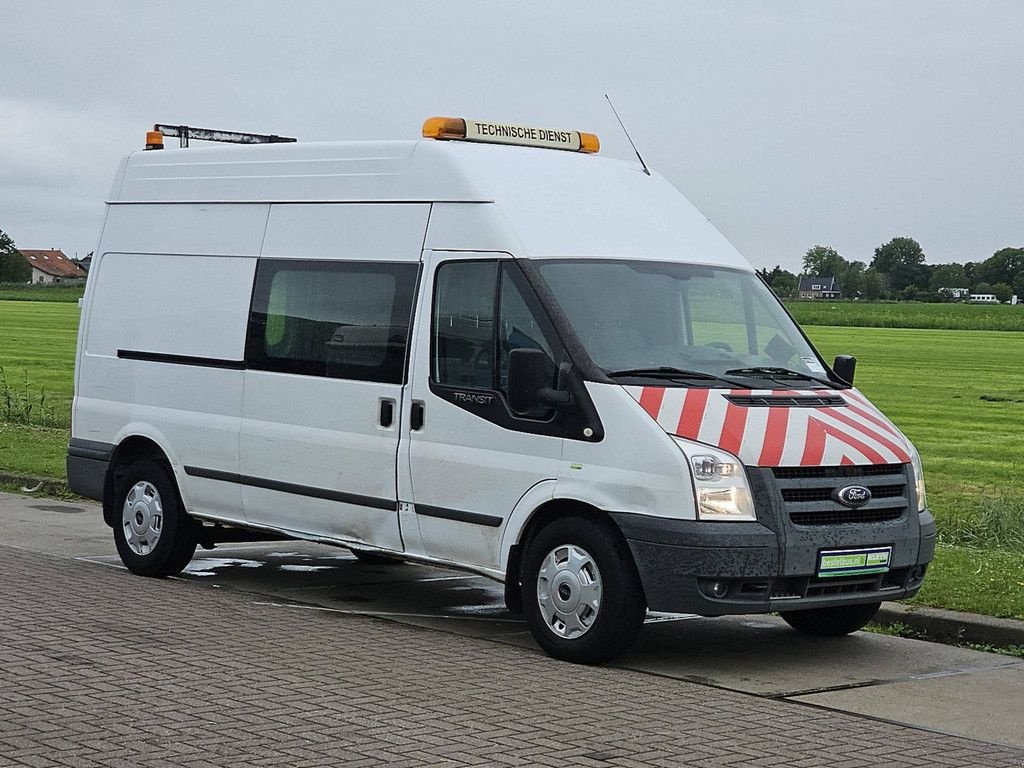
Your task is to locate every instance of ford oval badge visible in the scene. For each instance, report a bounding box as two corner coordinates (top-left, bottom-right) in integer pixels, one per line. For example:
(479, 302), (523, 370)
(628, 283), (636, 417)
(834, 485), (872, 508)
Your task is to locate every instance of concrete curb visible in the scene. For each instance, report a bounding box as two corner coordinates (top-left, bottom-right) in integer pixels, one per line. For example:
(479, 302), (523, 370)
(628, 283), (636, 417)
(0, 472), (67, 496)
(878, 601), (1024, 648)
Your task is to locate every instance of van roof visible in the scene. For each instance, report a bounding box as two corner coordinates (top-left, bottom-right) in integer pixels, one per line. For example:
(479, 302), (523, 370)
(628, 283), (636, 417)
(111, 139), (751, 269)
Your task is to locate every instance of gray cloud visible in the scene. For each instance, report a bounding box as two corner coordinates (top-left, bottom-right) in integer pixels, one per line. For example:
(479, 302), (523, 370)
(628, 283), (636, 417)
(2, 0), (1021, 269)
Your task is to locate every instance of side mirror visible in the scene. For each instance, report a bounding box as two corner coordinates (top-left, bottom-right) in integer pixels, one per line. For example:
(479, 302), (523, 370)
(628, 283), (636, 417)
(833, 355), (857, 385)
(508, 348), (570, 414)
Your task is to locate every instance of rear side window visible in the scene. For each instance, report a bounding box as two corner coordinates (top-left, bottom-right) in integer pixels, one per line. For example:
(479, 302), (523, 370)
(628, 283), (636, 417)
(246, 259), (418, 383)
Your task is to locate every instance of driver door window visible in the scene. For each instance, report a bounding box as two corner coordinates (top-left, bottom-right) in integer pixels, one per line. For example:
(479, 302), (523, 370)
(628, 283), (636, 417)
(432, 260), (558, 399)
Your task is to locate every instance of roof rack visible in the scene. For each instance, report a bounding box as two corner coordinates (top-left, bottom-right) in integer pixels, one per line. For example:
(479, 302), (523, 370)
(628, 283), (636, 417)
(146, 124), (297, 149)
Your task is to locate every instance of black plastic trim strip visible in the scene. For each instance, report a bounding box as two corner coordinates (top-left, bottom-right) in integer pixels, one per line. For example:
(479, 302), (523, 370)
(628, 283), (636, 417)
(183, 466), (397, 511)
(118, 349), (245, 370)
(415, 504), (503, 528)
(67, 438), (115, 462)
(725, 394), (847, 408)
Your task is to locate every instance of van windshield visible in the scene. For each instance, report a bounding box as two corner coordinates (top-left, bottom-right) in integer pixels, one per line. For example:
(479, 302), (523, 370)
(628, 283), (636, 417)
(535, 260), (836, 389)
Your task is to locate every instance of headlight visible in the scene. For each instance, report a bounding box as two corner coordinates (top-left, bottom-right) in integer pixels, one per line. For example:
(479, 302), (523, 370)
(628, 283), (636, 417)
(674, 438), (757, 522)
(910, 447), (927, 512)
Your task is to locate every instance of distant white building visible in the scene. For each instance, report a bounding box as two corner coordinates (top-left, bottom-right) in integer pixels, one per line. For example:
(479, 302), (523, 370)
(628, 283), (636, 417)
(970, 293), (1019, 305)
(798, 275), (842, 299)
(19, 249), (87, 284)
(938, 287), (970, 300)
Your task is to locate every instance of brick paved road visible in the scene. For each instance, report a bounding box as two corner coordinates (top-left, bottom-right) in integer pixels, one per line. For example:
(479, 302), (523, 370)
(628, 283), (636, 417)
(1, 545), (1022, 768)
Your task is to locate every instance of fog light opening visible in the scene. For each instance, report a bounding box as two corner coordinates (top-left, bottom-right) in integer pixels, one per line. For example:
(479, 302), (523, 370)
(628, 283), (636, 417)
(709, 580), (729, 599)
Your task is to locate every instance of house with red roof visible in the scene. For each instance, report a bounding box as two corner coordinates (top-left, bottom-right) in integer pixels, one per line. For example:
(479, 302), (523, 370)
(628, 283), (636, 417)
(19, 249), (87, 284)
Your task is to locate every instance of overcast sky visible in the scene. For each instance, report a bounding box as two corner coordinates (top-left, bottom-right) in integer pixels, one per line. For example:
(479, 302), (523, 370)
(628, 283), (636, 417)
(2, 1), (1021, 272)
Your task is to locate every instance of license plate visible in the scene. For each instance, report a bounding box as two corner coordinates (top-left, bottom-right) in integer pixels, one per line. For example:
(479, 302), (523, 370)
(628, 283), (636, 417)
(817, 547), (892, 578)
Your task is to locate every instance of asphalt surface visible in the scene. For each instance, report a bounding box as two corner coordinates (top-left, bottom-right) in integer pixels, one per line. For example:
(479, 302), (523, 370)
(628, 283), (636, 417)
(2, 491), (1023, 766)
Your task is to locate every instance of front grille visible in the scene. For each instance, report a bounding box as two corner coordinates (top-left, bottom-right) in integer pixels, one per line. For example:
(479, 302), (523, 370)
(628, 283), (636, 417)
(781, 484), (904, 503)
(790, 507), (905, 526)
(770, 568), (913, 599)
(773, 463), (904, 480)
(806, 574), (884, 598)
(771, 464), (910, 527)
(725, 394), (847, 408)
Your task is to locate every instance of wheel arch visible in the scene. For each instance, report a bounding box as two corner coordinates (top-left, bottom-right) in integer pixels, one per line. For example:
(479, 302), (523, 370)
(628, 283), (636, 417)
(102, 434), (175, 527)
(501, 494), (636, 614)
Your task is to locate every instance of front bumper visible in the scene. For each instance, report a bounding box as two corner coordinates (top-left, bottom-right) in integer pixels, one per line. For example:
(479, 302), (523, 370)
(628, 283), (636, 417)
(610, 466), (935, 616)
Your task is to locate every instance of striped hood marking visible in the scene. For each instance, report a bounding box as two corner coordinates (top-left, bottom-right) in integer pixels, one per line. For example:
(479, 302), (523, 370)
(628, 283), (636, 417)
(625, 386), (912, 467)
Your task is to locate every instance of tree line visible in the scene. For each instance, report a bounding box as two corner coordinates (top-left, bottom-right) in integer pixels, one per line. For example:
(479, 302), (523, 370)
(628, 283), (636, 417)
(0, 227), (31, 283)
(758, 237), (1024, 303)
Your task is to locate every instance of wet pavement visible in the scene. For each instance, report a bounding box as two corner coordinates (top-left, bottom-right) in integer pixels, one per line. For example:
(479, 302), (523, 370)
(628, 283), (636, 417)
(3, 490), (1023, 755)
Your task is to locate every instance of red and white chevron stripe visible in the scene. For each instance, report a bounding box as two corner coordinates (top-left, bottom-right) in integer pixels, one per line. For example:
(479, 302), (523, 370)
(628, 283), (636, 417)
(625, 386), (912, 467)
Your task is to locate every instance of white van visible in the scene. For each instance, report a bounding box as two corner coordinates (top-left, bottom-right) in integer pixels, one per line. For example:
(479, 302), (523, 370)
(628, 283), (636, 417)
(68, 117), (934, 663)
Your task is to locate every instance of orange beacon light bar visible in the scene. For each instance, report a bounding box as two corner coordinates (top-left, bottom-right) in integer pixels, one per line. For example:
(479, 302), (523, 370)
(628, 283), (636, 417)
(423, 116), (599, 154)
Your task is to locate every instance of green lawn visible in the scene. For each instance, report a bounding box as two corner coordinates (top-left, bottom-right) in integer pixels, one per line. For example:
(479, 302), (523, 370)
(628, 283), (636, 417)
(0, 422), (68, 478)
(786, 300), (1024, 332)
(909, 545), (1024, 620)
(0, 300), (79, 425)
(0, 284), (86, 302)
(805, 324), (1024, 540)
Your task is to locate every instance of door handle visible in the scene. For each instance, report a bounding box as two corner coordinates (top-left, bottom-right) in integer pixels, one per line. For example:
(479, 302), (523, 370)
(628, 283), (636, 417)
(411, 401), (425, 431)
(379, 398), (395, 428)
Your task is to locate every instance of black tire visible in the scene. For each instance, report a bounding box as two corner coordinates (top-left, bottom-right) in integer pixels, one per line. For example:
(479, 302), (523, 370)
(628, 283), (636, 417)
(780, 601), (881, 636)
(351, 548), (400, 565)
(521, 516), (646, 664)
(113, 459), (197, 578)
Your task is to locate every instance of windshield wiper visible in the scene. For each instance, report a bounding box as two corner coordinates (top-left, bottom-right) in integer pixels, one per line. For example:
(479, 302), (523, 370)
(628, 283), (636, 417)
(606, 366), (745, 387)
(724, 366), (841, 389)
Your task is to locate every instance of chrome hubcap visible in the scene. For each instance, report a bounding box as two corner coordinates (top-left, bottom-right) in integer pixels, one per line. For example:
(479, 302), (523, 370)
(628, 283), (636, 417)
(537, 544), (602, 639)
(122, 481), (163, 556)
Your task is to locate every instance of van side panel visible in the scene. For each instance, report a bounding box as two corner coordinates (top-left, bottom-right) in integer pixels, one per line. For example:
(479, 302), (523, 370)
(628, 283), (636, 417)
(238, 203), (429, 549)
(76, 203), (268, 522)
(261, 203), (430, 261)
(99, 203), (270, 257)
(421, 202), (524, 254)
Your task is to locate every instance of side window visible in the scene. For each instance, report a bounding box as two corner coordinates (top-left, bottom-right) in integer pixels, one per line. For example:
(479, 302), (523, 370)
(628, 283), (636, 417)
(497, 266), (556, 395)
(247, 259), (418, 383)
(433, 261), (499, 388)
(432, 260), (558, 398)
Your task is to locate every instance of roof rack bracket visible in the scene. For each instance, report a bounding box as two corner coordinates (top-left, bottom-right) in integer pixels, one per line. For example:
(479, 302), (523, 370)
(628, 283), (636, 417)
(153, 124), (297, 148)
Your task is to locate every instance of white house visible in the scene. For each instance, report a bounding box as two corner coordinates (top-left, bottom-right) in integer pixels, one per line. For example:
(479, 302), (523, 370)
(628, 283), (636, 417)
(798, 275), (842, 299)
(19, 249), (87, 284)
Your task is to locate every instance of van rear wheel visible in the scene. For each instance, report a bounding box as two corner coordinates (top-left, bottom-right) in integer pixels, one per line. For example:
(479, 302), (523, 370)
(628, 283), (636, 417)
(113, 459), (197, 577)
(780, 602), (881, 636)
(521, 516), (646, 664)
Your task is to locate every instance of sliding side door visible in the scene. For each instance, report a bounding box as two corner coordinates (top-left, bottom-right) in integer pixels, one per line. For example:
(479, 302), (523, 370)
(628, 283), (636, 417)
(238, 204), (427, 549)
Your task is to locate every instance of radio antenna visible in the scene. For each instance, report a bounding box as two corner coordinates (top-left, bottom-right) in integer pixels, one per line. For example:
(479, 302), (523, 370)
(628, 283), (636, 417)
(605, 94), (650, 176)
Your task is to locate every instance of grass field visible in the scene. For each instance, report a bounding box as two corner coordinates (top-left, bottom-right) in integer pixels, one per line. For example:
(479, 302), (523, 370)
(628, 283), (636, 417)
(786, 300), (1024, 332)
(0, 284), (86, 302)
(0, 300), (78, 425)
(1, 297), (1023, 619)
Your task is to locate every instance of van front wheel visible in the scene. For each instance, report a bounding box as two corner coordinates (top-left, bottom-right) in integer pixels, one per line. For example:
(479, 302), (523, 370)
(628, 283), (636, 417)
(780, 602), (881, 636)
(522, 516), (646, 664)
(113, 459), (197, 578)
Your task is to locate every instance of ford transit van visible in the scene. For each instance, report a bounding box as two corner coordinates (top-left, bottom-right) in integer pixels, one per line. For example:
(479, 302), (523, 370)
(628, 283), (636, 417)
(68, 118), (934, 663)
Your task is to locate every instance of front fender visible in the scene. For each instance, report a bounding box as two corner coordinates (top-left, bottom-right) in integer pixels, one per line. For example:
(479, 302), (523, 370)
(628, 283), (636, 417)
(498, 479), (557, 574)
